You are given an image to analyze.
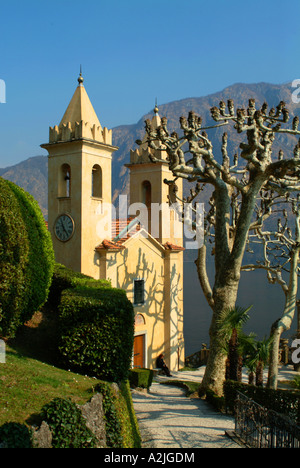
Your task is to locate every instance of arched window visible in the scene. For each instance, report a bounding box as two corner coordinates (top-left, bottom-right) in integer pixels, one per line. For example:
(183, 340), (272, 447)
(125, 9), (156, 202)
(135, 314), (146, 326)
(59, 163), (71, 197)
(142, 181), (151, 233)
(142, 180), (151, 209)
(92, 164), (102, 198)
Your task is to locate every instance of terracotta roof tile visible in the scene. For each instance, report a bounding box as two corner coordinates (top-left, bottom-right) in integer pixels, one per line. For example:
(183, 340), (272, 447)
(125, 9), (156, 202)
(164, 242), (185, 251)
(111, 216), (139, 239)
(96, 239), (126, 251)
(96, 218), (184, 252)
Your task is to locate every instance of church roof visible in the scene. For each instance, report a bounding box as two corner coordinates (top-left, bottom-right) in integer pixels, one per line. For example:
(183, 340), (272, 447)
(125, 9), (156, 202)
(95, 217), (184, 252)
(163, 242), (185, 251)
(44, 71), (115, 146)
(59, 74), (102, 130)
(96, 217), (141, 251)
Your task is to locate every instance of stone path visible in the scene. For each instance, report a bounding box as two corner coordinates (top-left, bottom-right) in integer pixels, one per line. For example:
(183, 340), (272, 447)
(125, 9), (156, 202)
(131, 368), (241, 449)
(131, 365), (298, 449)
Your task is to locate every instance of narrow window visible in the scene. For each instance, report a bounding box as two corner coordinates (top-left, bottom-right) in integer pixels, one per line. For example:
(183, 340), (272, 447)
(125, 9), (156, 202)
(142, 180), (151, 209)
(92, 164), (102, 198)
(142, 181), (151, 233)
(134, 279), (145, 305)
(59, 164), (71, 197)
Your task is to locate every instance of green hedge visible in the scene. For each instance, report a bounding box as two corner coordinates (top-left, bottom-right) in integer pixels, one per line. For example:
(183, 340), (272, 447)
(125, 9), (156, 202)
(58, 285), (134, 382)
(95, 381), (141, 448)
(223, 380), (300, 424)
(0, 178), (54, 337)
(0, 422), (32, 448)
(47, 263), (110, 308)
(129, 368), (153, 389)
(41, 397), (97, 448)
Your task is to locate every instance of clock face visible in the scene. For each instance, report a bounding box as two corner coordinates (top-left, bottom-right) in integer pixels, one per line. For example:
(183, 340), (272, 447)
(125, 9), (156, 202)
(54, 214), (75, 242)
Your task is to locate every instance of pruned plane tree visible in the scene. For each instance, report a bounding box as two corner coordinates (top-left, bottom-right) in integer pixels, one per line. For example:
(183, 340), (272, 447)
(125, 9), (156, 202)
(141, 98), (300, 396)
(243, 191), (300, 389)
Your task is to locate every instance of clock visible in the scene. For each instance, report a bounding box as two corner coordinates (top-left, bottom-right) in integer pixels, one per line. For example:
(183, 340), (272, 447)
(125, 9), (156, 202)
(54, 214), (75, 242)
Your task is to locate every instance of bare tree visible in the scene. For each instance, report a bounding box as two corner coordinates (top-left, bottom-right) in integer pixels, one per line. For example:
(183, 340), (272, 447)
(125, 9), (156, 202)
(242, 193), (300, 389)
(143, 98), (300, 396)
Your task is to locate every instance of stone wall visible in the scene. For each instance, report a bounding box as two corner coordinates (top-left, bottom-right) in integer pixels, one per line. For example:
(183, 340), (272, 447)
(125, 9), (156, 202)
(32, 393), (106, 449)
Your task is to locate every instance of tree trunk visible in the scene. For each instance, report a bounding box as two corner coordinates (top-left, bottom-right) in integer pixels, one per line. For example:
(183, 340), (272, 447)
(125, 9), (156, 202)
(198, 182), (263, 396)
(256, 362), (264, 387)
(248, 372), (255, 385)
(267, 246), (300, 390)
(267, 323), (284, 390)
(199, 280), (239, 396)
(227, 328), (240, 381)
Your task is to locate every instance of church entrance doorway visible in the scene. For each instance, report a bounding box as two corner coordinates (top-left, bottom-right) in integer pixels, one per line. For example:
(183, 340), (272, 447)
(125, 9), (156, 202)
(133, 334), (145, 368)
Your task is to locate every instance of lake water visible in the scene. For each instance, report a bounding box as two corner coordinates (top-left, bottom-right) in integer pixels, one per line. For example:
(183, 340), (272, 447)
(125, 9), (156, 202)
(183, 254), (297, 357)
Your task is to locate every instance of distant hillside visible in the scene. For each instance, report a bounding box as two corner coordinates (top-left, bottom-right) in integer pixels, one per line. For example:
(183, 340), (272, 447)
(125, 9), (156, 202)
(0, 156), (48, 217)
(1, 81), (299, 219)
(112, 81), (300, 202)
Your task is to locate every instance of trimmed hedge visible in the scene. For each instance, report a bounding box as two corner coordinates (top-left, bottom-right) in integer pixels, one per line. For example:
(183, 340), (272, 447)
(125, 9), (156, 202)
(0, 178), (54, 337)
(47, 263), (110, 308)
(58, 284), (134, 382)
(223, 380), (300, 424)
(0, 422), (32, 448)
(95, 381), (141, 448)
(129, 368), (153, 389)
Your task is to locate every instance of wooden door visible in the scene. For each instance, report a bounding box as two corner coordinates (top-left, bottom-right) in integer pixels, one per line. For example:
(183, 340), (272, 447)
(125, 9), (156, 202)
(133, 334), (144, 368)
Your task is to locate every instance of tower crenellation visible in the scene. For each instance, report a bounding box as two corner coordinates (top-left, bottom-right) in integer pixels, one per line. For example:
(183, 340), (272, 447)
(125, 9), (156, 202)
(49, 120), (112, 145)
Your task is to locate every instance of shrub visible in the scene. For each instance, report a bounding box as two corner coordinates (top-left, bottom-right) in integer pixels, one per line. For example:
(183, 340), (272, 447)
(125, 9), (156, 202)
(58, 285), (134, 382)
(41, 397), (97, 448)
(47, 263), (111, 308)
(223, 380), (300, 424)
(205, 389), (225, 413)
(129, 368), (153, 389)
(292, 375), (300, 390)
(0, 422), (33, 448)
(96, 382), (123, 447)
(0, 178), (54, 337)
(95, 381), (141, 448)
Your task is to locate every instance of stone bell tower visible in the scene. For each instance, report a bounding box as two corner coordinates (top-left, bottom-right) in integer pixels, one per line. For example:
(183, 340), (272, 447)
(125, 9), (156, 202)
(41, 71), (118, 277)
(125, 103), (183, 246)
(125, 104), (185, 371)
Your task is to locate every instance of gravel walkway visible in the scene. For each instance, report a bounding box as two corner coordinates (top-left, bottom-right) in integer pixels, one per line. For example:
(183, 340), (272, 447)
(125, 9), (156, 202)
(131, 368), (241, 449)
(131, 365), (298, 449)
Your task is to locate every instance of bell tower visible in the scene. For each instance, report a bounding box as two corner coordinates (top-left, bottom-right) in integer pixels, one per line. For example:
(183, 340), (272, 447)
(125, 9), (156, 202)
(41, 71), (118, 277)
(126, 104), (185, 371)
(125, 104), (183, 246)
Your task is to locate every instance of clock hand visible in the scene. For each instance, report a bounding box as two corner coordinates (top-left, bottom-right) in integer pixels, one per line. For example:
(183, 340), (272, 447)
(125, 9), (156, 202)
(60, 219), (68, 235)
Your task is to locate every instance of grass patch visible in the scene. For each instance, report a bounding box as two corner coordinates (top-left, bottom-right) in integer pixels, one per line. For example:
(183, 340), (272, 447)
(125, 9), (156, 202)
(178, 367), (199, 372)
(0, 346), (98, 426)
(160, 380), (200, 397)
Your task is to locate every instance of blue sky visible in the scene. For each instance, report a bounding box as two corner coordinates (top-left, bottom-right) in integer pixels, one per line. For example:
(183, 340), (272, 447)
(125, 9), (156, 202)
(1, 0), (300, 167)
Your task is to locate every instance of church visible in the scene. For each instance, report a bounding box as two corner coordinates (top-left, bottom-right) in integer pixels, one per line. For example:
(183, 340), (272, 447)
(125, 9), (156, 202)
(41, 72), (185, 372)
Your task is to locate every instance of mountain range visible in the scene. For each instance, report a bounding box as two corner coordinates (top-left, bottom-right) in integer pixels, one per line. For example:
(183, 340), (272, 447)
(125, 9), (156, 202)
(1, 80), (298, 353)
(1, 81), (299, 220)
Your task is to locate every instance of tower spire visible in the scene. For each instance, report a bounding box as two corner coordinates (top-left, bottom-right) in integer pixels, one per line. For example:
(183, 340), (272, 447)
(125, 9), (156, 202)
(78, 65), (84, 86)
